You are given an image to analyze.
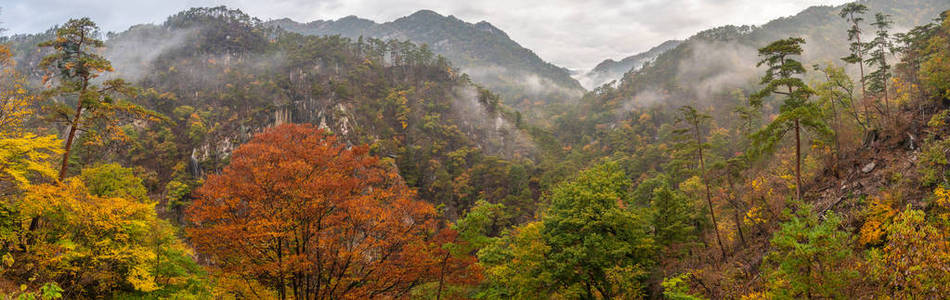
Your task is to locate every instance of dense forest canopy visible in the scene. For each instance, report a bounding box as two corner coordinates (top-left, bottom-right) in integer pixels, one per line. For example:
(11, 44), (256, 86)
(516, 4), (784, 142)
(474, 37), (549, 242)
(1, 0), (950, 299)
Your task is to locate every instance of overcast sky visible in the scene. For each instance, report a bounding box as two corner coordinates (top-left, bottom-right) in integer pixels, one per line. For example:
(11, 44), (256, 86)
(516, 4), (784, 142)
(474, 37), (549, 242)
(0, 0), (850, 70)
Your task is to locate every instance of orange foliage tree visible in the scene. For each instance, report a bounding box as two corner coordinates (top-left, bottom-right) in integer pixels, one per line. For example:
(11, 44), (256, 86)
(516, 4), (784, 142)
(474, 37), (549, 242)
(187, 124), (475, 299)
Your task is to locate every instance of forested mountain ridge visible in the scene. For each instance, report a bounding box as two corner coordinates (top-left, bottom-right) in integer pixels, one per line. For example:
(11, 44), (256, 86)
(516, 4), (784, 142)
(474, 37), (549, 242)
(526, 0), (950, 297)
(2, 0), (950, 299)
(546, 0), (949, 160)
(266, 10), (586, 108)
(579, 39), (682, 89)
(3, 6), (540, 222)
(608, 0), (949, 107)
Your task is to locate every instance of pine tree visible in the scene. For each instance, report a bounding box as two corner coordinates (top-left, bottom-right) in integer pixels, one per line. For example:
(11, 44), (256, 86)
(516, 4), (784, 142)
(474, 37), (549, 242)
(675, 105), (725, 259)
(865, 13), (894, 120)
(839, 3), (870, 121)
(764, 205), (858, 299)
(749, 37), (828, 202)
(648, 175), (697, 249)
(38, 18), (155, 180)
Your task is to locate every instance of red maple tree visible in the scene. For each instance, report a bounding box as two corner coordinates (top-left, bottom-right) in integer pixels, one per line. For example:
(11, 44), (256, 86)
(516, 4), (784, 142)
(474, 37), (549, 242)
(187, 124), (477, 299)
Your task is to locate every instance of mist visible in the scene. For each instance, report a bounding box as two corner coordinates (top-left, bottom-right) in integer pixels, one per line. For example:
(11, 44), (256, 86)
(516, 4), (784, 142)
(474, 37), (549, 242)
(451, 85), (535, 157)
(103, 24), (194, 82)
(461, 64), (585, 100)
(675, 41), (760, 98)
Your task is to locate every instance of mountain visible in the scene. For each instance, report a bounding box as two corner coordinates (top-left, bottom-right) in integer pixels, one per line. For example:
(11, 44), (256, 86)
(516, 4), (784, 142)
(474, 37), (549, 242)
(549, 0), (950, 171)
(3, 6), (540, 221)
(577, 40), (682, 89)
(3, 1), (950, 299)
(266, 10), (586, 108)
(609, 0), (950, 106)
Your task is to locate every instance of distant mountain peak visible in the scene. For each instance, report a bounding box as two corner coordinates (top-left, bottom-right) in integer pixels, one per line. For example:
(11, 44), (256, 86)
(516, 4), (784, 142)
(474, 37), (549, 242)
(578, 39), (682, 89)
(330, 15), (375, 26)
(409, 9), (443, 18)
(338, 15), (368, 21)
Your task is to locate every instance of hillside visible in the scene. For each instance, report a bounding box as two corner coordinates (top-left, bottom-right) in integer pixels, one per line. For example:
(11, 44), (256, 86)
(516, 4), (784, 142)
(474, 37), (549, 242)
(578, 39), (682, 89)
(612, 0), (950, 106)
(266, 10), (586, 108)
(2, 1), (950, 299)
(3, 7), (541, 223)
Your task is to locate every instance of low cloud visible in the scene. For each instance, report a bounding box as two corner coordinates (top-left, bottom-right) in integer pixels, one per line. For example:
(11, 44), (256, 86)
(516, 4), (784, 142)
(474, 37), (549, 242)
(451, 85), (534, 157)
(103, 25), (194, 81)
(461, 64), (584, 100)
(675, 41), (760, 97)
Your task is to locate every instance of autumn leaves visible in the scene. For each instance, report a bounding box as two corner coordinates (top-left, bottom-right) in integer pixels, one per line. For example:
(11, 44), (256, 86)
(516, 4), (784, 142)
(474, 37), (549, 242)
(187, 124), (479, 299)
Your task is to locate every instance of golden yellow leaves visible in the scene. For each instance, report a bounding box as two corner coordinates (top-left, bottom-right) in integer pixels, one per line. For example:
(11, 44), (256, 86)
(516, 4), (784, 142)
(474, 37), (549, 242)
(744, 206), (767, 226)
(0, 47), (37, 135)
(932, 186), (950, 224)
(934, 186), (950, 206)
(892, 77), (917, 106)
(0, 134), (62, 188)
(859, 193), (898, 246)
(22, 178), (167, 293)
(867, 206), (950, 297)
(740, 290), (771, 300)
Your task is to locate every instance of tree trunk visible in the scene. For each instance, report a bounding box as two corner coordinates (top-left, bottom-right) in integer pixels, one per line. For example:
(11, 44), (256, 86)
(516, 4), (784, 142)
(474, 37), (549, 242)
(695, 123), (726, 259)
(58, 92), (85, 180)
(435, 253), (449, 300)
(277, 239), (286, 300)
(795, 118), (802, 202)
(857, 32), (870, 125)
(831, 97), (841, 177)
(58, 30), (90, 181)
(733, 209), (746, 247)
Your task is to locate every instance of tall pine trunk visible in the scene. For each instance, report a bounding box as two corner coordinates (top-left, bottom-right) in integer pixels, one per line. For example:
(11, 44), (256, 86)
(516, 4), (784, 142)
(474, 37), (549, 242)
(695, 123), (726, 259)
(857, 35), (870, 125)
(795, 118), (802, 202)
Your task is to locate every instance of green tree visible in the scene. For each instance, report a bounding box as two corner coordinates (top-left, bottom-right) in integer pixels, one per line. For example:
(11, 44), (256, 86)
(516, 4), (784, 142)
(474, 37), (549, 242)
(477, 221), (551, 299)
(921, 12), (950, 101)
(661, 273), (706, 300)
(763, 205), (857, 299)
(674, 105), (725, 259)
(839, 2), (870, 119)
(38, 18), (151, 180)
(894, 22), (940, 104)
(541, 162), (654, 299)
(813, 63), (865, 167)
(78, 163), (148, 202)
(749, 37), (827, 202)
(454, 200), (507, 250)
(648, 175), (697, 248)
(865, 13), (894, 119)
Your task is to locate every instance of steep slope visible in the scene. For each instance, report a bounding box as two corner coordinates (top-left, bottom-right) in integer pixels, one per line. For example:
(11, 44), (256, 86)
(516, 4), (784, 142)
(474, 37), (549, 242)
(266, 10), (586, 107)
(5, 6), (540, 221)
(613, 0), (950, 107)
(527, 2), (950, 297)
(544, 0), (950, 197)
(578, 40), (682, 89)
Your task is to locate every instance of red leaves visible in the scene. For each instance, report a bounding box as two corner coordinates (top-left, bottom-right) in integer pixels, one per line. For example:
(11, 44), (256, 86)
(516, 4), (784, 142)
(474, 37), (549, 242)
(187, 124), (474, 299)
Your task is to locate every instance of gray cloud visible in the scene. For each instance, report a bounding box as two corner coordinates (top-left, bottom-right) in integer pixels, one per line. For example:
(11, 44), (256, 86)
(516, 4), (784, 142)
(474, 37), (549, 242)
(0, 0), (849, 70)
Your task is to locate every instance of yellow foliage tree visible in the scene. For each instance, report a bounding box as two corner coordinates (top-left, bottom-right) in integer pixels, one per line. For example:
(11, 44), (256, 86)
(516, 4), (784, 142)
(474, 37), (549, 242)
(858, 192), (898, 246)
(9, 176), (210, 297)
(868, 206), (950, 298)
(0, 45), (35, 135)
